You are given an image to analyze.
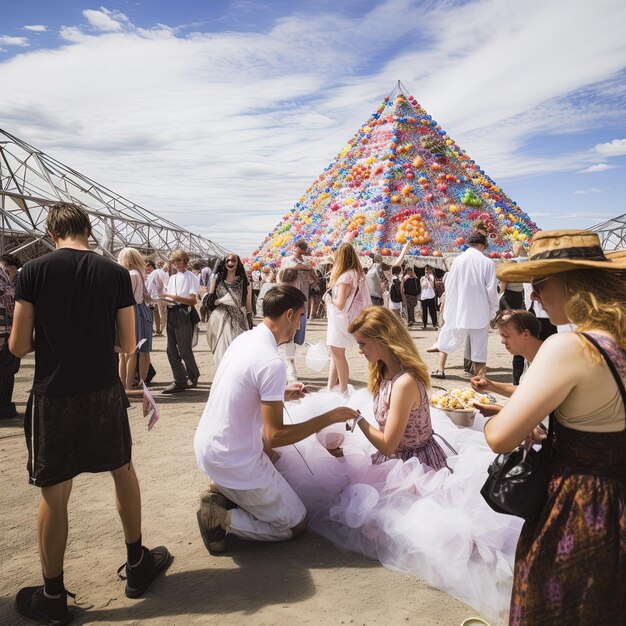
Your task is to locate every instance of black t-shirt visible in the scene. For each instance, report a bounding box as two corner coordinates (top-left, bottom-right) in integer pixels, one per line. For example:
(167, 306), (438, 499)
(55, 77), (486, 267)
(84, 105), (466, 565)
(403, 276), (420, 296)
(15, 248), (135, 396)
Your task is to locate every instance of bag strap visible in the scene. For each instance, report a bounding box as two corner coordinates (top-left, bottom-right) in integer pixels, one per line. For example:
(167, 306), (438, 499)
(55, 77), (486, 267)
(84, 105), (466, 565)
(581, 333), (626, 406)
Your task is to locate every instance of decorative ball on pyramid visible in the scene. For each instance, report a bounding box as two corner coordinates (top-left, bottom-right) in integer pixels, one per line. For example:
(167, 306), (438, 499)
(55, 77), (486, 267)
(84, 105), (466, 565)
(250, 81), (538, 267)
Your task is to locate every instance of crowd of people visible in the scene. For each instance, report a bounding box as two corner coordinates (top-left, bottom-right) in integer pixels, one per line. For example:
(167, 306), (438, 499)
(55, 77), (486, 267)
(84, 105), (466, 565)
(3, 201), (625, 626)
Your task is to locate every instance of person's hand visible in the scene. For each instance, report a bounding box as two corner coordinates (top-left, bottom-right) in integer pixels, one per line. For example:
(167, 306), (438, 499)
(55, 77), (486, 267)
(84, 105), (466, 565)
(285, 382), (307, 401)
(470, 375), (492, 392)
(473, 401), (503, 417)
(326, 406), (359, 425)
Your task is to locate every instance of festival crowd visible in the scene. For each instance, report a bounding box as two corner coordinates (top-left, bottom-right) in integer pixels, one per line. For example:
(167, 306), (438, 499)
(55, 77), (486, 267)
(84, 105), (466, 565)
(2, 202), (625, 626)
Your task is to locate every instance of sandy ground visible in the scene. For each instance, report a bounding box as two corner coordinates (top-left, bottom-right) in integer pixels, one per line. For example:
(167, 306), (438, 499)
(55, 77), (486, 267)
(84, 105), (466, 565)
(0, 316), (516, 626)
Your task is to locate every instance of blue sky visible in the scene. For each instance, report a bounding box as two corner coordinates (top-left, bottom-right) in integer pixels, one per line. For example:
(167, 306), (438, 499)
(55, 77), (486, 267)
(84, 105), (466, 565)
(1, 0), (625, 255)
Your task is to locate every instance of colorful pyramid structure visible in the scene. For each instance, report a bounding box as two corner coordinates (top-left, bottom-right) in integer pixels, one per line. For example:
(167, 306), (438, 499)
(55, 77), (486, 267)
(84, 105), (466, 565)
(250, 82), (538, 267)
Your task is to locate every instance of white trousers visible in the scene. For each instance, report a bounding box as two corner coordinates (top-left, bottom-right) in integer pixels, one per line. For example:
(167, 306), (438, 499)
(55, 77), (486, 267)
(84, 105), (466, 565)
(216, 464), (307, 542)
(436, 324), (489, 363)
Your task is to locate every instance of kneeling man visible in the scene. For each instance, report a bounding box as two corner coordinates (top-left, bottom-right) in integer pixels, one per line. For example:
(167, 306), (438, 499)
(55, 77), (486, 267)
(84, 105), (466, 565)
(194, 284), (356, 552)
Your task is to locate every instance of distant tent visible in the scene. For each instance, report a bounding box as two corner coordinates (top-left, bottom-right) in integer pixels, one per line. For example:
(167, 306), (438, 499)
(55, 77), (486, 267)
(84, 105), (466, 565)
(0, 128), (229, 260)
(251, 81), (538, 267)
(590, 212), (626, 251)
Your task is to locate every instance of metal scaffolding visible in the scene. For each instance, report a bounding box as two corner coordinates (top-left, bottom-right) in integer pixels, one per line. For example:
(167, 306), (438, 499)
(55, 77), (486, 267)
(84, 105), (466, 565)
(0, 128), (229, 260)
(590, 212), (626, 251)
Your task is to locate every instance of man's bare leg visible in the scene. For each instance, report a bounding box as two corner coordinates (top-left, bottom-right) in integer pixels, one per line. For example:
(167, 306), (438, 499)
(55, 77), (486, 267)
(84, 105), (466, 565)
(38, 480), (73, 578)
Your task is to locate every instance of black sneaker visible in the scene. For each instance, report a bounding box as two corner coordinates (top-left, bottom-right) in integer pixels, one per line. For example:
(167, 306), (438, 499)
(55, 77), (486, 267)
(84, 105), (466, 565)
(16, 586), (72, 625)
(161, 383), (187, 395)
(117, 546), (172, 599)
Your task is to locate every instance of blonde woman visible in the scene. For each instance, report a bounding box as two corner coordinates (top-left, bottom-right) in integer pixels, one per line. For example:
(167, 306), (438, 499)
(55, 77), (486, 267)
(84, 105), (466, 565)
(348, 306), (447, 467)
(485, 230), (626, 625)
(324, 243), (369, 394)
(117, 248), (152, 389)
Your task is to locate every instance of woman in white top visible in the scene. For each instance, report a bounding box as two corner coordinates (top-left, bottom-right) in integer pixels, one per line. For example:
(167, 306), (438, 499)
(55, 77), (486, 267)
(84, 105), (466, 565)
(419, 264), (438, 329)
(324, 243), (365, 394)
(117, 247), (152, 390)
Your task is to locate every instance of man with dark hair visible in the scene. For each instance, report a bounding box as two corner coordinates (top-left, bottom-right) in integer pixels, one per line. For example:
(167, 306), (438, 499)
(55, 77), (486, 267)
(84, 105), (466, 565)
(430, 232), (499, 379)
(10, 202), (170, 624)
(402, 267), (420, 326)
(194, 284), (356, 552)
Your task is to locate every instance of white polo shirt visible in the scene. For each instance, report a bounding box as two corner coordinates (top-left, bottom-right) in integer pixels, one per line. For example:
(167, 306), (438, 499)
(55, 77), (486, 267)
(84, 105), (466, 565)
(194, 322), (286, 490)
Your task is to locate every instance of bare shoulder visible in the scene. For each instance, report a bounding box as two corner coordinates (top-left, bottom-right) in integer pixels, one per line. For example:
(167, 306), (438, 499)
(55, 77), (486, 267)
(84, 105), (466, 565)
(391, 372), (422, 400)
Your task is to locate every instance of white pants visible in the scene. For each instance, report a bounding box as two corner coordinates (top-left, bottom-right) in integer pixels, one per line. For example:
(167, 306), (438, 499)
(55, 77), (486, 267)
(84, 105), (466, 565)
(216, 464), (307, 542)
(436, 324), (489, 363)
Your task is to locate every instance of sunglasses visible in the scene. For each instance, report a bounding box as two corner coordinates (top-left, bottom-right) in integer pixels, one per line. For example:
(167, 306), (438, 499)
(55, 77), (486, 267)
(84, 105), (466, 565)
(530, 275), (551, 296)
(495, 309), (529, 333)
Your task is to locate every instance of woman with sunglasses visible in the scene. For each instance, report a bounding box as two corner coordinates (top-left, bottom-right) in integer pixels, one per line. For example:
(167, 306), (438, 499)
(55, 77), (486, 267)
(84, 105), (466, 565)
(204, 254), (253, 368)
(484, 230), (626, 625)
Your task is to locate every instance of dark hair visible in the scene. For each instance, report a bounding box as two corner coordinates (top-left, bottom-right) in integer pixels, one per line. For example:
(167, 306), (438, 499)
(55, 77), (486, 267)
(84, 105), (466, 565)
(280, 267), (298, 284)
(215, 254), (249, 303)
(191, 261), (203, 271)
(495, 309), (541, 339)
(0, 254), (22, 269)
(468, 231), (488, 246)
(145, 260), (156, 270)
(263, 284), (306, 319)
(295, 240), (308, 251)
(391, 266), (402, 276)
(46, 202), (92, 239)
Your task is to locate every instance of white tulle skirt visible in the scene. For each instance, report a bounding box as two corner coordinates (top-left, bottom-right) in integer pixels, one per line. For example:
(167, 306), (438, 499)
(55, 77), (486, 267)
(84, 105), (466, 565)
(277, 388), (522, 622)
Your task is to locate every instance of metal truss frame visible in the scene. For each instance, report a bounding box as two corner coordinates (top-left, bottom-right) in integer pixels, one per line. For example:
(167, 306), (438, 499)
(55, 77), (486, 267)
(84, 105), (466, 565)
(0, 128), (229, 260)
(590, 213), (626, 251)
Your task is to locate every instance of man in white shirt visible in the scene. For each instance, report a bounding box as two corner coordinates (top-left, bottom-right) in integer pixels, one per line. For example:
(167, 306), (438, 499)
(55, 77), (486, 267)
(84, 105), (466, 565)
(431, 232), (499, 378)
(194, 284), (357, 553)
(279, 240), (317, 379)
(162, 250), (201, 393)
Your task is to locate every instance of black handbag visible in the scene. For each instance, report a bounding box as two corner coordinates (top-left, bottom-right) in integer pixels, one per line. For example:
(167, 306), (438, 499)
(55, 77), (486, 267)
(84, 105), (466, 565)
(202, 292), (218, 312)
(480, 413), (554, 523)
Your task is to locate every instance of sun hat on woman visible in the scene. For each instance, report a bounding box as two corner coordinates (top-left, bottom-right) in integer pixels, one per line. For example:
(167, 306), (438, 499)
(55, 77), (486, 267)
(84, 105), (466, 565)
(496, 230), (626, 282)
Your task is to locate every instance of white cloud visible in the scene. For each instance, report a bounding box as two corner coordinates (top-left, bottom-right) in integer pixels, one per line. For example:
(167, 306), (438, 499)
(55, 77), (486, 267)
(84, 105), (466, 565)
(0, 36), (29, 47)
(595, 138), (626, 157)
(574, 188), (603, 194)
(1, 0), (626, 253)
(23, 25), (48, 33)
(579, 163), (615, 173)
(82, 8), (131, 32)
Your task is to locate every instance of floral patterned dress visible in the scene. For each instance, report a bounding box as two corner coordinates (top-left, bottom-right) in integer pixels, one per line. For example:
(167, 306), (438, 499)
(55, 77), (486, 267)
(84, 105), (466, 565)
(371, 370), (448, 470)
(509, 333), (626, 625)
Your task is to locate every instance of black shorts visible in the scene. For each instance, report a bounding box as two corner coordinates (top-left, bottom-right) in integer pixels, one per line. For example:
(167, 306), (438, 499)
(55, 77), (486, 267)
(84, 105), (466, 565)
(24, 382), (132, 487)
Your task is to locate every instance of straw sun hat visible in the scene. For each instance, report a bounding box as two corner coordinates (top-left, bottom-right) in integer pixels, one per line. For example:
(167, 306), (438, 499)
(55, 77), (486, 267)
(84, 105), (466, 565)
(496, 230), (626, 282)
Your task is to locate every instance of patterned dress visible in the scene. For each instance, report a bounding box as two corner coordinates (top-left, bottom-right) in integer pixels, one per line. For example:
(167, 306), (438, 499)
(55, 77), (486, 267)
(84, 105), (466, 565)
(510, 334), (626, 625)
(371, 370), (448, 470)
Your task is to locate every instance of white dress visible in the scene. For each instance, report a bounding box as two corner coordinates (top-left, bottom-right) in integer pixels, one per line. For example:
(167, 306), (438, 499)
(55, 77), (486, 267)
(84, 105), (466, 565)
(326, 270), (358, 349)
(276, 388), (522, 622)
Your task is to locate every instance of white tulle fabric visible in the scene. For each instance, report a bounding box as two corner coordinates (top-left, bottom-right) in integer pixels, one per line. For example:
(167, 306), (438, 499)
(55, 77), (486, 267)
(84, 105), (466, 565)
(276, 388), (522, 621)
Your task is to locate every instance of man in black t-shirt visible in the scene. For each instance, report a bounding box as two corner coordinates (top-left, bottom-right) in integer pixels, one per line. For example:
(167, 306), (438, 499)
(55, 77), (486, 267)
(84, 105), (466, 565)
(10, 203), (170, 625)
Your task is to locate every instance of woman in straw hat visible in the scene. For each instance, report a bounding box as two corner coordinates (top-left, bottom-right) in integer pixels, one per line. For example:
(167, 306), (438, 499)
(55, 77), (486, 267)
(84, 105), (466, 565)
(484, 230), (626, 625)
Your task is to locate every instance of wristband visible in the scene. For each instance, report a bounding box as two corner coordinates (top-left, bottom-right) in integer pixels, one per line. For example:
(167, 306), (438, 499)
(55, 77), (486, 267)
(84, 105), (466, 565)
(350, 412), (364, 433)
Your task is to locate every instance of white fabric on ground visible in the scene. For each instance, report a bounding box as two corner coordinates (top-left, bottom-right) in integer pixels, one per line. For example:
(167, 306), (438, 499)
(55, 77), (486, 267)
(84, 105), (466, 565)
(276, 388), (522, 622)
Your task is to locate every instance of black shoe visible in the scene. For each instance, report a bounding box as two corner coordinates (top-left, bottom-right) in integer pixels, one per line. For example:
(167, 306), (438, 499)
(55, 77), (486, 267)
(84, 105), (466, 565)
(118, 546), (172, 599)
(16, 586), (72, 625)
(187, 378), (199, 389)
(161, 383), (187, 395)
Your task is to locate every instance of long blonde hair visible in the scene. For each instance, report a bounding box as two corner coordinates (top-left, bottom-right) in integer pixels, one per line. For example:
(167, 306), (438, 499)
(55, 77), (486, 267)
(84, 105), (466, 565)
(349, 306), (431, 395)
(561, 269), (626, 355)
(328, 242), (362, 288)
(118, 247), (146, 277)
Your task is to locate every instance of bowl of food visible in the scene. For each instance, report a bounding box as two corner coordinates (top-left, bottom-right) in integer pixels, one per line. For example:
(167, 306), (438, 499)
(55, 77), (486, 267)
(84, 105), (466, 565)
(440, 407), (476, 427)
(430, 387), (495, 427)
